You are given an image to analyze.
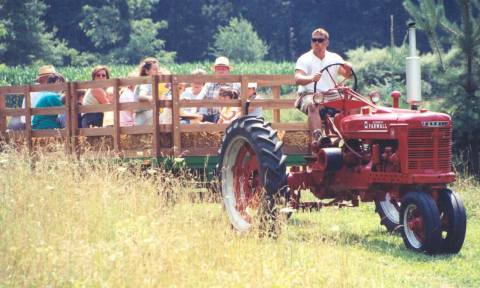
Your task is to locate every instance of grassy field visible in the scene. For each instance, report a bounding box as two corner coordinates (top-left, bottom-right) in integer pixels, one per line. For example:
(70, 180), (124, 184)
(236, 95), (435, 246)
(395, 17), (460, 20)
(0, 148), (479, 287)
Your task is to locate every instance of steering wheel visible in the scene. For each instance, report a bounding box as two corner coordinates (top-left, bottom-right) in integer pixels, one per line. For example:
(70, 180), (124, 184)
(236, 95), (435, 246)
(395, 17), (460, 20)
(314, 62), (358, 93)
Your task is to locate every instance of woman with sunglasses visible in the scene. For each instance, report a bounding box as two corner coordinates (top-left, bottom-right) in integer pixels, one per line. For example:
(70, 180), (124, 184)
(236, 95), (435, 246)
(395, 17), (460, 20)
(81, 65), (111, 128)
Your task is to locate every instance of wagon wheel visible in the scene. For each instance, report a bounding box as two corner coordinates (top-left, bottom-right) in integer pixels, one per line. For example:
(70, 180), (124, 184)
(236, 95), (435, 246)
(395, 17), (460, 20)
(217, 116), (288, 234)
(375, 192), (401, 233)
(438, 189), (467, 254)
(400, 191), (442, 254)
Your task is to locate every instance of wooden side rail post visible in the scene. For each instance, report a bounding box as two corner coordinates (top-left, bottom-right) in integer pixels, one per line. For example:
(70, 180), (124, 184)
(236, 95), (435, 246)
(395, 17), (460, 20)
(70, 82), (80, 158)
(171, 75), (181, 157)
(272, 86), (281, 123)
(240, 75), (248, 116)
(0, 92), (6, 138)
(64, 82), (72, 154)
(24, 86), (33, 152)
(151, 75), (160, 158)
(112, 79), (121, 154)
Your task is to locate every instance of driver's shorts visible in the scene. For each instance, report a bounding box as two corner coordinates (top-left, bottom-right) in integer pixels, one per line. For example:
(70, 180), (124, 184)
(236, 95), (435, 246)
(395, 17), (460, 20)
(295, 92), (315, 115)
(295, 90), (342, 115)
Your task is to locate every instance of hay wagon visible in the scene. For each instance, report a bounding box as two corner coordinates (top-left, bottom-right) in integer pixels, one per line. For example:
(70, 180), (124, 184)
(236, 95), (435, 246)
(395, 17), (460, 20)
(0, 73), (309, 176)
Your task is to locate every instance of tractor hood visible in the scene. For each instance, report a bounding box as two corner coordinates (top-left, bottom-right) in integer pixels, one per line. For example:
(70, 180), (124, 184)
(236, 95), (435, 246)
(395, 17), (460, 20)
(338, 108), (451, 138)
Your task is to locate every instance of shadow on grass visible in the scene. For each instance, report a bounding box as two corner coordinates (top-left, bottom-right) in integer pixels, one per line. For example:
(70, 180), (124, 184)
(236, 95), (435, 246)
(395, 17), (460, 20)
(284, 216), (464, 261)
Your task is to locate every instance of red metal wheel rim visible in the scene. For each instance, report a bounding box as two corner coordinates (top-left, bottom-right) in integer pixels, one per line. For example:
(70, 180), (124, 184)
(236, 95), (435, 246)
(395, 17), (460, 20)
(232, 142), (261, 223)
(406, 206), (425, 243)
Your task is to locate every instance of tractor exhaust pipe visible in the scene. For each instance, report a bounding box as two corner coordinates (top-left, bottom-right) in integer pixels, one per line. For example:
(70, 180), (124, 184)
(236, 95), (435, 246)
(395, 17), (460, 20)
(406, 22), (422, 110)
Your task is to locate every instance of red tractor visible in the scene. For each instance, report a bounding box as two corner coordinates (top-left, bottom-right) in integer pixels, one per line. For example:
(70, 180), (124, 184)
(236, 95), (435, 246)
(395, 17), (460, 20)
(217, 24), (466, 255)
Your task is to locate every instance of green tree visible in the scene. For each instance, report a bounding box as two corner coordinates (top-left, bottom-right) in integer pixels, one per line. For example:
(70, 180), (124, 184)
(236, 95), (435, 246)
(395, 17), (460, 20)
(404, 0), (480, 174)
(0, 22), (6, 57)
(211, 18), (268, 62)
(79, 3), (130, 50)
(404, 0), (447, 70)
(346, 46), (408, 100)
(109, 18), (175, 64)
(0, 0), (71, 65)
(127, 0), (159, 17)
(77, 0), (174, 64)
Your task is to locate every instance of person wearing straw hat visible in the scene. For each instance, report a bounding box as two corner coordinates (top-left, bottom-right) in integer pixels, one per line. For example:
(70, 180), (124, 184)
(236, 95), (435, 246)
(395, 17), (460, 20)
(32, 73), (66, 130)
(197, 56), (240, 123)
(30, 65), (58, 106)
(8, 65), (58, 130)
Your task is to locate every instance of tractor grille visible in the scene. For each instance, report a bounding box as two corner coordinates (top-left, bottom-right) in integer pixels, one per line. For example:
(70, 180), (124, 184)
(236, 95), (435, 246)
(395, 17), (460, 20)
(407, 127), (451, 172)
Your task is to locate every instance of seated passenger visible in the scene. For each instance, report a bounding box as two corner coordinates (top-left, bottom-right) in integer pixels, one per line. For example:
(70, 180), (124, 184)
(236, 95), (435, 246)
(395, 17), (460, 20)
(133, 57), (172, 125)
(180, 68), (206, 124)
(119, 71), (138, 127)
(81, 65), (111, 128)
(10, 65), (58, 130)
(246, 82), (262, 117)
(32, 74), (65, 130)
(57, 89), (85, 128)
(218, 87), (240, 124)
(198, 56), (240, 123)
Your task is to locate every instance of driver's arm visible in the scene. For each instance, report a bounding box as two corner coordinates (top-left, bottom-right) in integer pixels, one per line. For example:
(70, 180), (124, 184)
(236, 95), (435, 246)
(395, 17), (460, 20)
(295, 69), (322, 86)
(338, 62), (353, 79)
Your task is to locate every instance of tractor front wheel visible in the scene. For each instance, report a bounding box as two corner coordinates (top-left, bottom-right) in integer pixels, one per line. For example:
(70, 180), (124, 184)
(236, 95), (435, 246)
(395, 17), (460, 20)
(400, 191), (442, 254)
(438, 189), (467, 254)
(217, 116), (288, 234)
(375, 192), (401, 233)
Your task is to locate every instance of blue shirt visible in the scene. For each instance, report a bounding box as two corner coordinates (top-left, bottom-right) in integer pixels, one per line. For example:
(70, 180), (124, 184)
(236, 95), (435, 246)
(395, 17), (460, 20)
(32, 93), (64, 130)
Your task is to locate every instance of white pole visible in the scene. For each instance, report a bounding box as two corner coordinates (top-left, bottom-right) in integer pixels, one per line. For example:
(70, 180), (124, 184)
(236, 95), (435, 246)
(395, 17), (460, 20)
(406, 22), (422, 109)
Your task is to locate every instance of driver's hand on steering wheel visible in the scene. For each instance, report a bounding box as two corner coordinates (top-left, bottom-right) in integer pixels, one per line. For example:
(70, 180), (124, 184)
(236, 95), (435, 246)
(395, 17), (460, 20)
(340, 62), (353, 78)
(310, 71), (322, 83)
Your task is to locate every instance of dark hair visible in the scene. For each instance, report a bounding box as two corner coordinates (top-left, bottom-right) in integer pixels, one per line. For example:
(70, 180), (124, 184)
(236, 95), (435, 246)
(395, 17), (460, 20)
(219, 87), (239, 99)
(138, 57), (159, 76)
(47, 73), (65, 84)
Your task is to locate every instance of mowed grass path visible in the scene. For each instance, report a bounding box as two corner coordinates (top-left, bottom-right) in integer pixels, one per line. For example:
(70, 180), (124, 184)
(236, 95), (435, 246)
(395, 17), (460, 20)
(0, 149), (479, 287)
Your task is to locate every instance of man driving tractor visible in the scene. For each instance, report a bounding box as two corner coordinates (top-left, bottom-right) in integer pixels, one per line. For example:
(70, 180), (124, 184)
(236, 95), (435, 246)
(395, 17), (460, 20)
(294, 27), (353, 146)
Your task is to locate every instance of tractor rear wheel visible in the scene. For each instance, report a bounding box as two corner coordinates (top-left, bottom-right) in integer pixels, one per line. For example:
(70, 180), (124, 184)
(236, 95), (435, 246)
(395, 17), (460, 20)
(438, 189), (466, 254)
(217, 116), (288, 234)
(375, 192), (401, 233)
(400, 191), (442, 254)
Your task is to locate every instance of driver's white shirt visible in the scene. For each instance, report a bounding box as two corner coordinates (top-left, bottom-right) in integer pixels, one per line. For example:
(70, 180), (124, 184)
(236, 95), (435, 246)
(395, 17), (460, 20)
(295, 50), (344, 94)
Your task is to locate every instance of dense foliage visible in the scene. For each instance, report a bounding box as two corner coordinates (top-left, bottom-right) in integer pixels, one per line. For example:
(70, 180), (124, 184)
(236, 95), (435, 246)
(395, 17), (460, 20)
(0, 0), (461, 65)
(210, 18), (268, 62)
(404, 0), (480, 174)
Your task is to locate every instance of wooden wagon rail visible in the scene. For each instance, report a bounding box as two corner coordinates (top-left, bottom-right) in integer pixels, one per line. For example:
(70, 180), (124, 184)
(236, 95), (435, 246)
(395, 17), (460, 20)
(0, 74), (309, 159)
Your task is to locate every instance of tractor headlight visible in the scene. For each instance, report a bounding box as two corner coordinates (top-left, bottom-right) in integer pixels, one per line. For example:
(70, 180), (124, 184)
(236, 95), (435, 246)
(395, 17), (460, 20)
(369, 91), (381, 104)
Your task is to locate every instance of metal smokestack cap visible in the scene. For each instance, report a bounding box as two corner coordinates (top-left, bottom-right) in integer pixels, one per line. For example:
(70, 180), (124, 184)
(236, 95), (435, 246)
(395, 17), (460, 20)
(406, 22), (422, 106)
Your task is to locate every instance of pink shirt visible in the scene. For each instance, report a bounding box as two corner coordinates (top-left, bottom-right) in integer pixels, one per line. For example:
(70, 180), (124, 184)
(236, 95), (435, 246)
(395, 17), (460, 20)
(119, 88), (134, 127)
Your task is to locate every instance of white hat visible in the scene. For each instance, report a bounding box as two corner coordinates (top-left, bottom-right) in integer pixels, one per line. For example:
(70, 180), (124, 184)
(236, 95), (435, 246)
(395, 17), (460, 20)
(248, 83), (257, 89)
(213, 56), (231, 68)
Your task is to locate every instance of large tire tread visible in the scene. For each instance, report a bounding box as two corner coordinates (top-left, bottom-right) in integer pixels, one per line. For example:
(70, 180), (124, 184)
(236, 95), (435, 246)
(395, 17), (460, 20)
(400, 191), (442, 254)
(439, 189), (467, 254)
(217, 116), (288, 234)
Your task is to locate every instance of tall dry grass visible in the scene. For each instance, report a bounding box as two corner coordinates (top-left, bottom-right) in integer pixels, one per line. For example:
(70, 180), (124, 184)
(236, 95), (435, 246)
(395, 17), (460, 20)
(1, 146), (479, 287)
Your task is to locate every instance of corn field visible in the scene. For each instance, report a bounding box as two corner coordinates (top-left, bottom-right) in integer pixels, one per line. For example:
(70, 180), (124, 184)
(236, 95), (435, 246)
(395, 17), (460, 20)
(0, 62), (295, 86)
